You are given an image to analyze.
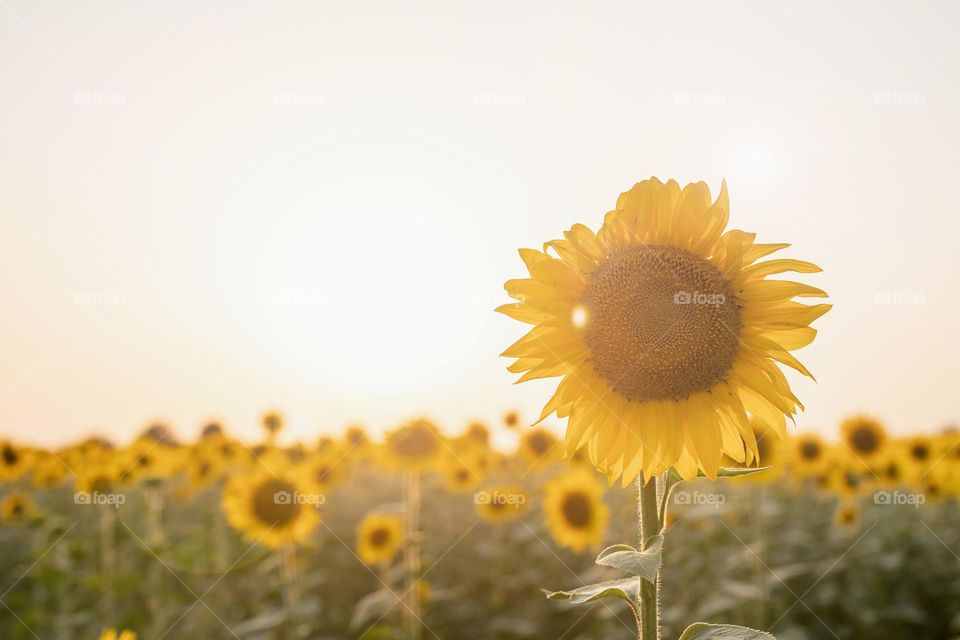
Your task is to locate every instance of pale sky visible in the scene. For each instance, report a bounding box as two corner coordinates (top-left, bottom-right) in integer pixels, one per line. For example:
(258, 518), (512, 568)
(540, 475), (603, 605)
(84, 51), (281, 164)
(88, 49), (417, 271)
(2, 1), (958, 447)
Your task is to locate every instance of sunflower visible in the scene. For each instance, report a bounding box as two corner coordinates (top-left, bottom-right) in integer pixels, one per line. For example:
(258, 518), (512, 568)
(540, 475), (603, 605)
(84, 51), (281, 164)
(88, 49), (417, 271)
(543, 470), (609, 553)
(222, 470), (320, 548)
(343, 425), (370, 451)
(787, 433), (829, 478)
(0, 440), (30, 482)
(517, 427), (559, 465)
(827, 463), (868, 497)
(498, 178), (828, 484)
(833, 501), (861, 532)
(262, 410), (284, 438)
(503, 411), (520, 429)
(356, 513), (404, 566)
(871, 447), (907, 488)
(384, 419), (444, 470)
(442, 453), (484, 492)
(460, 421), (491, 449)
(1, 491), (36, 522)
(99, 629), (137, 640)
(840, 415), (887, 463)
(30, 452), (68, 489)
(476, 486), (528, 522)
(200, 421), (225, 439)
(301, 451), (346, 494)
(902, 435), (936, 479)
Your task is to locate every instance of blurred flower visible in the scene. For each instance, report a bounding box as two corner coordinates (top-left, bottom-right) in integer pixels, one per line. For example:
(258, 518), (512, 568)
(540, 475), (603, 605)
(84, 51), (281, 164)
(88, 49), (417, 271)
(384, 419), (443, 471)
(222, 470), (320, 549)
(0, 491), (36, 523)
(788, 433), (828, 478)
(543, 470), (609, 553)
(498, 178), (827, 484)
(516, 428), (559, 466)
(0, 440), (31, 482)
(99, 629), (137, 640)
(356, 513), (403, 566)
(476, 486), (528, 522)
(833, 500), (861, 532)
(262, 411), (284, 438)
(442, 454), (484, 493)
(841, 415), (887, 463)
(502, 411), (520, 430)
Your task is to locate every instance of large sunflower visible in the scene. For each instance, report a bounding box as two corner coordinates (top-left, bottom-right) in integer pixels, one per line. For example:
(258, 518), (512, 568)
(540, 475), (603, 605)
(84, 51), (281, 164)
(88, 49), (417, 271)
(543, 470), (610, 553)
(356, 513), (404, 566)
(499, 178), (828, 484)
(221, 470), (320, 549)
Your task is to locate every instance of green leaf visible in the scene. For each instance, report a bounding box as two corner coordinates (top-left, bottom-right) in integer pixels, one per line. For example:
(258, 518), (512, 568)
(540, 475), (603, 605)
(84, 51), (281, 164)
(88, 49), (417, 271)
(678, 623), (776, 640)
(543, 576), (642, 609)
(668, 466), (773, 481)
(717, 466), (773, 478)
(594, 535), (663, 582)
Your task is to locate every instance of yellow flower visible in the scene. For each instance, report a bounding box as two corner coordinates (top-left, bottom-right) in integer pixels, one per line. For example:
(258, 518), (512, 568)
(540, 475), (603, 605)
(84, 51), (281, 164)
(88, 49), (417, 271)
(871, 446), (907, 488)
(833, 500), (861, 532)
(30, 452), (68, 489)
(0, 441), (31, 482)
(1, 491), (35, 522)
(787, 433), (829, 478)
(221, 470), (320, 549)
(499, 178), (828, 484)
(475, 486), (528, 522)
(301, 451), (346, 494)
(99, 629), (137, 640)
(384, 419), (444, 470)
(543, 470), (609, 553)
(902, 435), (936, 480)
(356, 513), (404, 566)
(503, 410), (520, 430)
(516, 428), (560, 465)
(442, 453), (484, 492)
(262, 410), (285, 437)
(840, 415), (887, 462)
(459, 421), (491, 449)
(343, 425), (371, 452)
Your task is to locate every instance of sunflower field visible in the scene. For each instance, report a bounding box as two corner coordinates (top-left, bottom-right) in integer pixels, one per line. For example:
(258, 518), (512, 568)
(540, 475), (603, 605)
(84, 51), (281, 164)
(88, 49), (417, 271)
(2, 412), (959, 640)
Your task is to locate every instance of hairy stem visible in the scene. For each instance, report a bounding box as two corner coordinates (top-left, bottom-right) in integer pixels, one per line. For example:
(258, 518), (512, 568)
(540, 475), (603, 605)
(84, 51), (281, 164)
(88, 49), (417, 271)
(637, 475), (661, 640)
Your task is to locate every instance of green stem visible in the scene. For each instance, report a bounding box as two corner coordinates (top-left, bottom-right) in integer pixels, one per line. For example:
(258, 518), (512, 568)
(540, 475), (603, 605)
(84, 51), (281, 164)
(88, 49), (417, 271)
(638, 475), (661, 640)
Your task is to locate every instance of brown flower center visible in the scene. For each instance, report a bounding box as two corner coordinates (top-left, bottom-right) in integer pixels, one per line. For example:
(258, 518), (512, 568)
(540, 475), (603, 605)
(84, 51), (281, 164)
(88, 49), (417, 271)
(251, 479), (301, 527)
(849, 427), (879, 454)
(582, 245), (741, 402)
(800, 441), (821, 460)
(561, 491), (592, 529)
(369, 526), (390, 547)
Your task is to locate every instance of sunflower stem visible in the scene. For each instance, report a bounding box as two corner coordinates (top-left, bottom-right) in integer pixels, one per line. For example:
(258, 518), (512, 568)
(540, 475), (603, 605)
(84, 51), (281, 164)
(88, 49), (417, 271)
(403, 469), (423, 640)
(637, 475), (661, 640)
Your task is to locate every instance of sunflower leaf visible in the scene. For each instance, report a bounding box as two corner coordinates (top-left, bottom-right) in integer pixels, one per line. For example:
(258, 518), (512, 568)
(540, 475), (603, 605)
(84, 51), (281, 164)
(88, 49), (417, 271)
(716, 466), (773, 478)
(678, 622), (776, 640)
(543, 577), (642, 609)
(594, 536), (663, 581)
